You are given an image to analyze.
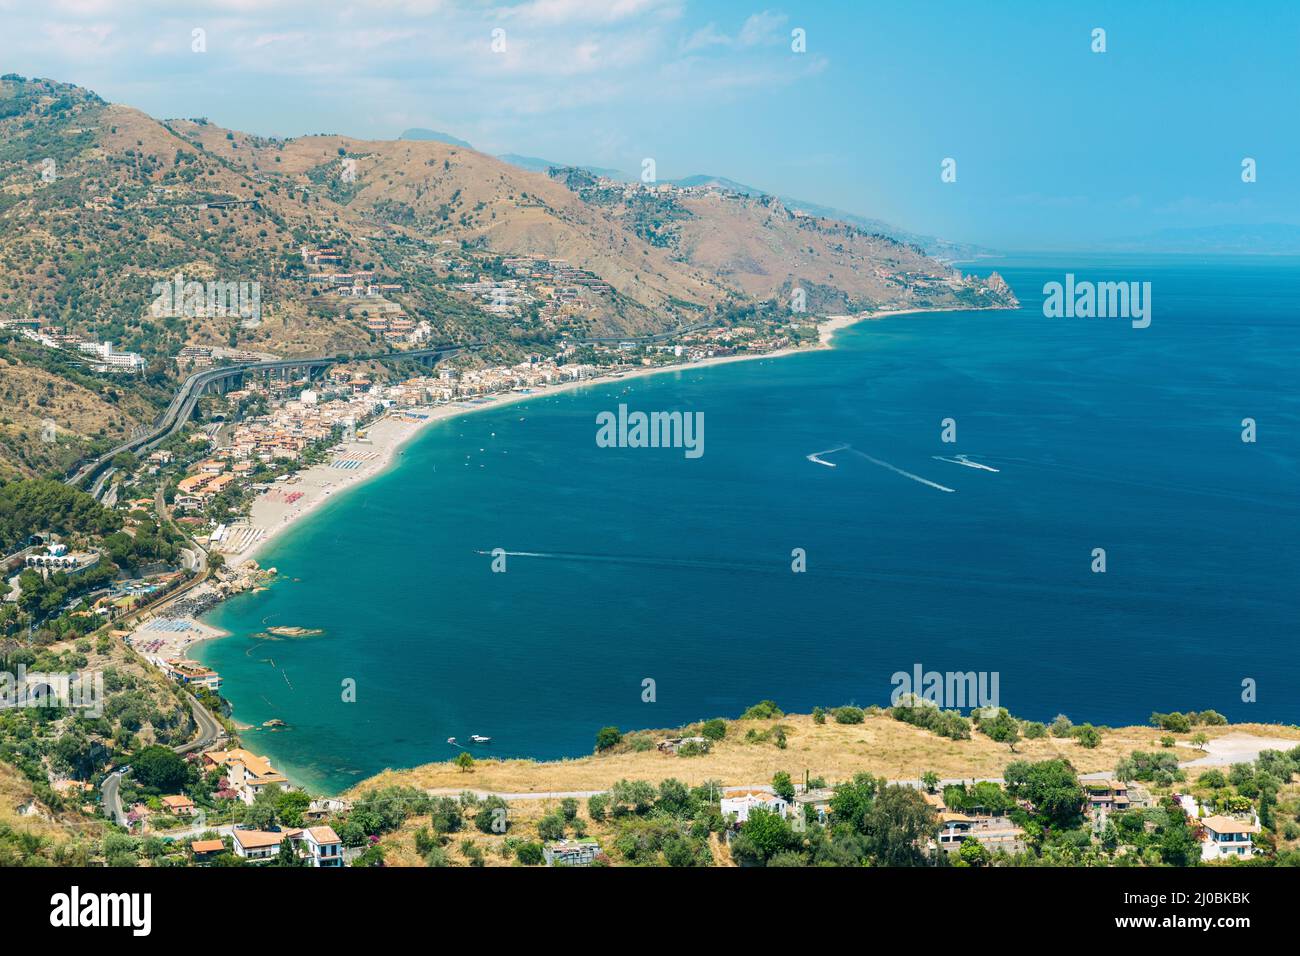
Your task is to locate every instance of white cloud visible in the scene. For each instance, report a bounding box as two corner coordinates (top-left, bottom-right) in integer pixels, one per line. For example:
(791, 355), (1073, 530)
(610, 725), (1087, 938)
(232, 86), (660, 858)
(499, 0), (681, 26)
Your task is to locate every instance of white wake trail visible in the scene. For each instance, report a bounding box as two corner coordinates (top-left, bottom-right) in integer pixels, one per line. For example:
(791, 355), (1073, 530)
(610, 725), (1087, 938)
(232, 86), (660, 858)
(806, 443), (850, 468)
(850, 450), (956, 492)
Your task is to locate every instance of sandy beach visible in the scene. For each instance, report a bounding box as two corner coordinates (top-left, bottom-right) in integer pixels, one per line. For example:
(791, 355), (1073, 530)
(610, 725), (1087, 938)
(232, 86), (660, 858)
(124, 593), (229, 663)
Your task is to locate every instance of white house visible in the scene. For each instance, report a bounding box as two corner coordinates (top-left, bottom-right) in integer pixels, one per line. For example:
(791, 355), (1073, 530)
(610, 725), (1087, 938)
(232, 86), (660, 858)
(1200, 816), (1260, 861)
(230, 828), (283, 861)
(288, 826), (343, 867)
(720, 789), (788, 824)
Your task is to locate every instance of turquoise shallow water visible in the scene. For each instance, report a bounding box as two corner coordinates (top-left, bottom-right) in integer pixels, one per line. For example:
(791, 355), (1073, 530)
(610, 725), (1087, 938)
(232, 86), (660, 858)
(198, 254), (1300, 794)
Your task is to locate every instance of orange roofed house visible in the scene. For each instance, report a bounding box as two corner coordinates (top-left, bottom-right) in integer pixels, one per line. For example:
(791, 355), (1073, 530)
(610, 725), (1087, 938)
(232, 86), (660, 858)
(203, 748), (289, 805)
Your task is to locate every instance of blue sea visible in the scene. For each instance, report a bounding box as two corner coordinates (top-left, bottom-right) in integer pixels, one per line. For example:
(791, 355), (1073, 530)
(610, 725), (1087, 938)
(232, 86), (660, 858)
(198, 254), (1300, 794)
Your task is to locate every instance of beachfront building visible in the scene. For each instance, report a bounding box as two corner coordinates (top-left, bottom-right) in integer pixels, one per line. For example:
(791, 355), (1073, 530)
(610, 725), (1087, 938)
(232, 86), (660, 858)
(720, 789), (789, 825)
(1200, 816), (1261, 861)
(162, 658), (221, 692)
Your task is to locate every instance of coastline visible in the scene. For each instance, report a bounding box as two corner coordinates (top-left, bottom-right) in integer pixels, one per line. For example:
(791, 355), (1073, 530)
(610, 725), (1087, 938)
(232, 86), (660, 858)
(218, 305), (927, 572)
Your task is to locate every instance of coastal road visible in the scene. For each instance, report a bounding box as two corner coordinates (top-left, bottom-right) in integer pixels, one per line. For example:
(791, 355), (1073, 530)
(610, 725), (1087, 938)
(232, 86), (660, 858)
(174, 691), (225, 755)
(186, 693), (224, 752)
(64, 343), (482, 490)
(102, 771), (126, 827)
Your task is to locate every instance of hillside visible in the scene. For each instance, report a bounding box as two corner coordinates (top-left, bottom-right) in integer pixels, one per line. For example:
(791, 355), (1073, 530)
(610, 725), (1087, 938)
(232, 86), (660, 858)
(351, 712), (1300, 798)
(0, 75), (1015, 478)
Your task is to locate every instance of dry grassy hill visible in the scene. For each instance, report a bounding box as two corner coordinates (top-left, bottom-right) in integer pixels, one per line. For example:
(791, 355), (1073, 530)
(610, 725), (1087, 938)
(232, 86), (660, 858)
(351, 712), (1300, 797)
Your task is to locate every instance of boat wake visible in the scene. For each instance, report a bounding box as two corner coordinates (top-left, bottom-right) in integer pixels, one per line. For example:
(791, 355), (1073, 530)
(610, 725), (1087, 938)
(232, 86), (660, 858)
(932, 454), (1000, 473)
(848, 449), (955, 492)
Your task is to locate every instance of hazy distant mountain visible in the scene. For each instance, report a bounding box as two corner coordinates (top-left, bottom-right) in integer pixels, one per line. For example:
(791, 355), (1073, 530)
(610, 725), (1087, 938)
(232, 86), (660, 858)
(1107, 223), (1300, 255)
(399, 128), (474, 149)
(413, 141), (992, 259)
(661, 174), (996, 261)
(496, 153), (627, 180)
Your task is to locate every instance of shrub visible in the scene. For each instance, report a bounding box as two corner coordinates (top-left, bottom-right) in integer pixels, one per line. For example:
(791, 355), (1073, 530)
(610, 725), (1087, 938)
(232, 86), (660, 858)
(741, 700), (783, 720)
(1022, 721), (1048, 739)
(700, 718), (727, 741)
(891, 700), (970, 740)
(594, 726), (622, 751)
(833, 706), (865, 725)
(1074, 724), (1102, 749)
(474, 796), (509, 834)
(515, 842), (544, 866)
(537, 812), (566, 842)
(1150, 712), (1192, 734)
(677, 739), (711, 757)
(1050, 714), (1074, 738)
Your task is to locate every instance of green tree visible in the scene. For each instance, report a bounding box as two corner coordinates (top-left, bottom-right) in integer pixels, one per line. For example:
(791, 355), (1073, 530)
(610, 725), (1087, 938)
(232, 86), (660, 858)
(455, 752), (475, 773)
(733, 806), (792, 865)
(958, 837), (990, 867)
(980, 708), (1020, 750)
(594, 726), (622, 751)
(830, 773), (880, 832)
(772, 771), (796, 803)
(537, 812), (566, 842)
(1004, 759), (1085, 830)
(700, 718), (727, 741)
(515, 842), (544, 865)
(474, 796), (509, 834)
(130, 745), (189, 793)
(863, 785), (937, 867)
(1158, 801), (1202, 866)
(1074, 724), (1102, 749)
(274, 789), (311, 828)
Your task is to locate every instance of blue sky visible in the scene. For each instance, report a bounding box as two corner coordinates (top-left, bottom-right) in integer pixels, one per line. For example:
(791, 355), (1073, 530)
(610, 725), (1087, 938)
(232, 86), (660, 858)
(2, 0), (1297, 249)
